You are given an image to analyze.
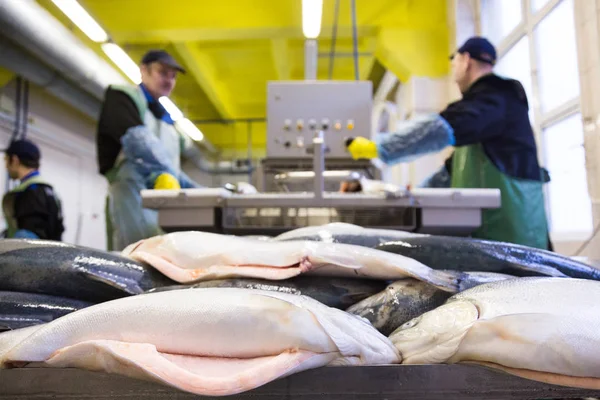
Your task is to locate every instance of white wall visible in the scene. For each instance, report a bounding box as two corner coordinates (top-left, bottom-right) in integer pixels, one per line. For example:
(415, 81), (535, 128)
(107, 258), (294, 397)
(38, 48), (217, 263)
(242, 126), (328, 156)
(0, 80), (108, 250)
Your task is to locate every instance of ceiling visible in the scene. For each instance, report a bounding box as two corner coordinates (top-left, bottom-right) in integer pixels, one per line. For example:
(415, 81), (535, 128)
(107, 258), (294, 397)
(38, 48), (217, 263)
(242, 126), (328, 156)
(35, 0), (451, 158)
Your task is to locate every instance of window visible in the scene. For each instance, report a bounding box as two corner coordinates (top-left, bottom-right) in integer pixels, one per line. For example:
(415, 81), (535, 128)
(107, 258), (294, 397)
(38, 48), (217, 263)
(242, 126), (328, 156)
(481, 0), (523, 45)
(494, 36), (535, 123)
(543, 113), (592, 236)
(531, 0), (550, 12)
(534, 0), (579, 113)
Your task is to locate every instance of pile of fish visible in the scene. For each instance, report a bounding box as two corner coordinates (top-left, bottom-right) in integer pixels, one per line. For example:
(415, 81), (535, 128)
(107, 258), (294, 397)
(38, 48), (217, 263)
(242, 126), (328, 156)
(0, 223), (599, 397)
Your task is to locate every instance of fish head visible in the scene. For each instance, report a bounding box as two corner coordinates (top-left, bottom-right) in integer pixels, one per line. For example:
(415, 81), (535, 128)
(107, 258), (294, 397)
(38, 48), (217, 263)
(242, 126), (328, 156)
(389, 300), (478, 364)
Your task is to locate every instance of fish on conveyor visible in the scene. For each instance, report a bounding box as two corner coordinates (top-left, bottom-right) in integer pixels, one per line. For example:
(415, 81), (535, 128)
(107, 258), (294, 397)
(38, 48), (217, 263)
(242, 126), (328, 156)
(148, 276), (387, 309)
(273, 222), (417, 248)
(0, 240), (176, 302)
(0, 291), (93, 331)
(122, 231), (461, 292)
(390, 277), (600, 389)
(1, 288), (400, 396)
(376, 236), (600, 280)
(347, 272), (514, 335)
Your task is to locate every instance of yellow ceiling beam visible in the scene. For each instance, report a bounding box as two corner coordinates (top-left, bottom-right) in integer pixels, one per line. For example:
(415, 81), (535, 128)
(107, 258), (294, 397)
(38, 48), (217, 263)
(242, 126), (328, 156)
(375, 28), (450, 82)
(0, 67), (14, 88)
(115, 26), (379, 44)
(270, 38), (291, 81)
(359, 37), (378, 80)
(173, 42), (236, 119)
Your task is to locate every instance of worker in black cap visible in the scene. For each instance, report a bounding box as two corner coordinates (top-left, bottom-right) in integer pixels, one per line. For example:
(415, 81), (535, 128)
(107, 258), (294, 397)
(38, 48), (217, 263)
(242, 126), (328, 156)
(96, 49), (202, 251)
(2, 139), (64, 240)
(345, 37), (550, 250)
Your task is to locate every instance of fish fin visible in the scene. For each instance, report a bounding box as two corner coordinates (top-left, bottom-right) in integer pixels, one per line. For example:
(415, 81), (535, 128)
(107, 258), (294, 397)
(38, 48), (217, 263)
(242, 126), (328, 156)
(463, 361), (600, 390)
(80, 269), (142, 295)
(43, 340), (337, 396)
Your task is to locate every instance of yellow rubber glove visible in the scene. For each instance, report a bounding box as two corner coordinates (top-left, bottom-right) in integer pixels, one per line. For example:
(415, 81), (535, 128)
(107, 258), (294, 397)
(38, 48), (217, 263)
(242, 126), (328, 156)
(346, 137), (378, 160)
(154, 173), (181, 190)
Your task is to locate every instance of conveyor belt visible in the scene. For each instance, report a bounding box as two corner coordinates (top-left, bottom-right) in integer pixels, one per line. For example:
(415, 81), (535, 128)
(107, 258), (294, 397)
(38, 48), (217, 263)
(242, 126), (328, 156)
(1, 365), (599, 399)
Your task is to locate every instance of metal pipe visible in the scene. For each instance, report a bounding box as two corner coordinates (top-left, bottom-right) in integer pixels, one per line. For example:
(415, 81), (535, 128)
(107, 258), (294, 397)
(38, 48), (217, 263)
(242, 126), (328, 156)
(0, 37), (102, 120)
(328, 0), (341, 80)
(304, 39), (318, 80)
(313, 130), (325, 199)
(351, 0), (359, 80)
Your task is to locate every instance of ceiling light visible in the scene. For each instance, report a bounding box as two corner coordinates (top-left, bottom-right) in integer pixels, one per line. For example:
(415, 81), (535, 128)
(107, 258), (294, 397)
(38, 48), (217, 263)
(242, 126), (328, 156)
(159, 97), (184, 121)
(101, 43), (141, 84)
(176, 118), (204, 142)
(50, 0), (108, 43)
(302, 0), (323, 39)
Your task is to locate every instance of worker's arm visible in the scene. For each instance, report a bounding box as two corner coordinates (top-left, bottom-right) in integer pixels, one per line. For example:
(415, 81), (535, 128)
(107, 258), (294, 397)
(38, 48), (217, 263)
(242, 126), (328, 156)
(13, 188), (50, 239)
(439, 91), (507, 146)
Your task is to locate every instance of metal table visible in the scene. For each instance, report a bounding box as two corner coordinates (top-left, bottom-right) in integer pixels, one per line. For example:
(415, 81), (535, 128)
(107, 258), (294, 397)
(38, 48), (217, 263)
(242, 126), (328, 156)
(1, 365), (599, 399)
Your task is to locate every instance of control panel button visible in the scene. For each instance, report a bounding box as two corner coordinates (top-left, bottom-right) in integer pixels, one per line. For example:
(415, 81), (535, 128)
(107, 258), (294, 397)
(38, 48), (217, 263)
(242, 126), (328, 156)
(283, 119), (292, 131)
(321, 118), (330, 130)
(284, 141), (291, 148)
(347, 119), (355, 130)
(334, 120), (342, 131)
(308, 119), (317, 130)
(296, 119), (304, 131)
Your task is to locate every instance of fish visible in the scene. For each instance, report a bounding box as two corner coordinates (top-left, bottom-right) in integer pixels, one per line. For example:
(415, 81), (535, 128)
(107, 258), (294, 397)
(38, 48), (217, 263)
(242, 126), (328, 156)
(1, 288), (400, 396)
(390, 277), (600, 389)
(273, 223), (417, 248)
(148, 277), (388, 310)
(122, 231), (461, 292)
(0, 239), (176, 302)
(347, 272), (514, 335)
(376, 236), (600, 280)
(0, 291), (93, 331)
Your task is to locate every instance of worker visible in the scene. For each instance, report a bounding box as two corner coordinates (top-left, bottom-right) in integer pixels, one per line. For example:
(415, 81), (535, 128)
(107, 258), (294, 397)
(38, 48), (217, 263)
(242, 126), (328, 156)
(97, 49), (202, 251)
(2, 139), (64, 240)
(345, 37), (550, 249)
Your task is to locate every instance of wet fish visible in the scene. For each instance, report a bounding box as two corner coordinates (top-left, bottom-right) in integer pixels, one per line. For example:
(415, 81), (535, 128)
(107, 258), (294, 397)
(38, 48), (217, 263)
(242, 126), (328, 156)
(0, 240), (176, 302)
(148, 277), (387, 309)
(390, 277), (600, 389)
(274, 223), (416, 248)
(376, 236), (600, 280)
(0, 291), (92, 331)
(123, 231), (461, 292)
(1, 288), (400, 396)
(347, 272), (514, 335)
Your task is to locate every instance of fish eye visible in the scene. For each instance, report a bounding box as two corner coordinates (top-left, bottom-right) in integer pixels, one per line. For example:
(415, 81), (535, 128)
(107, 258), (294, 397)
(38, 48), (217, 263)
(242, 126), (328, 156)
(400, 317), (420, 330)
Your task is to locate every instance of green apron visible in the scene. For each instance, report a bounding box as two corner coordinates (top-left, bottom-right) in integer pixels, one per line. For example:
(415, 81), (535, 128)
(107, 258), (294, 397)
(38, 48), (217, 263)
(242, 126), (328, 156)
(2, 176), (57, 238)
(451, 144), (549, 249)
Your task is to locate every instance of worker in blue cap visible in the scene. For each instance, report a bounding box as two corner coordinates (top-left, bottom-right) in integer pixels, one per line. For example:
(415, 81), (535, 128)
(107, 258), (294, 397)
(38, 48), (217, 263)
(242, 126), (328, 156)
(97, 49), (202, 251)
(345, 37), (550, 249)
(2, 139), (64, 240)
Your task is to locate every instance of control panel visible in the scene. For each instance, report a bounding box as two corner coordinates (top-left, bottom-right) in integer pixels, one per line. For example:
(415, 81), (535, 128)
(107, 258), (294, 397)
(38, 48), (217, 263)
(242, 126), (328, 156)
(266, 81), (372, 159)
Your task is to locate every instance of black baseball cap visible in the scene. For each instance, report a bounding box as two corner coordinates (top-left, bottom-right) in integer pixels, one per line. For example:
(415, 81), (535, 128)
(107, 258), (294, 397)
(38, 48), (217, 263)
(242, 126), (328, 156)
(141, 50), (186, 74)
(3, 139), (41, 162)
(451, 37), (497, 65)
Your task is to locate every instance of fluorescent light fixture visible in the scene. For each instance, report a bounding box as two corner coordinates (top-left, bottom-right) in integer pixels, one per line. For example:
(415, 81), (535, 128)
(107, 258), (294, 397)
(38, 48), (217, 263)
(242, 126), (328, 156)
(176, 118), (204, 142)
(101, 43), (141, 84)
(51, 0), (108, 42)
(159, 97), (184, 121)
(302, 0), (323, 39)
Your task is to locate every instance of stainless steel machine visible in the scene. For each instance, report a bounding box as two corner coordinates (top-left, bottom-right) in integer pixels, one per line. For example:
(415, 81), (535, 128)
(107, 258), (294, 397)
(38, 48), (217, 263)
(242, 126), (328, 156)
(142, 80), (501, 236)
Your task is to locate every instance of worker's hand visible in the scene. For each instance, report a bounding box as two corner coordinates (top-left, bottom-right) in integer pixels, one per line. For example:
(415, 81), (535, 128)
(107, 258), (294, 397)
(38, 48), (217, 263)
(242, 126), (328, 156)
(153, 173), (181, 190)
(345, 137), (378, 160)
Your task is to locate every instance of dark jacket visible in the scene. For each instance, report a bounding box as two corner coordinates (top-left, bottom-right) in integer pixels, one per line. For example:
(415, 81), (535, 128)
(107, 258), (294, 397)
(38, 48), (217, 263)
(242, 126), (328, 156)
(440, 74), (542, 181)
(6, 183), (64, 240)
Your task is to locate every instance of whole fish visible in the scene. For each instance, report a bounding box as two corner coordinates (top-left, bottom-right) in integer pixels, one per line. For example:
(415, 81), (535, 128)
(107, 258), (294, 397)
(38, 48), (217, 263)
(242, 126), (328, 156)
(0, 291), (92, 331)
(0, 240), (176, 302)
(391, 277), (600, 389)
(122, 231), (461, 292)
(148, 277), (387, 309)
(1, 288), (400, 396)
(347, 272), (514, 335)
(274, 223), (416, 248)
(376, 236), (600, 280)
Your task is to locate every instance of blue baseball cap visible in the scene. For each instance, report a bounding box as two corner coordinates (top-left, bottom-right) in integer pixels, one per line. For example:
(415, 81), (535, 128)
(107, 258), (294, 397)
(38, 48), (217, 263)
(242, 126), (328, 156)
(4, 139), (41, 162)
(451, 37), (497, 65)
(141, 50), (186, 74)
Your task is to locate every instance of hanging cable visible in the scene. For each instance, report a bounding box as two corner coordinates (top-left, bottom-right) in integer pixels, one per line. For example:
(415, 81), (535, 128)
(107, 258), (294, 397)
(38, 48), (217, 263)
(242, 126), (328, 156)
(351, 0), (359, 80)
(21, 80), (29, 139)
(328, 0), (341, 80)
(11, 76), (22, 143)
